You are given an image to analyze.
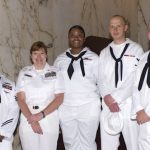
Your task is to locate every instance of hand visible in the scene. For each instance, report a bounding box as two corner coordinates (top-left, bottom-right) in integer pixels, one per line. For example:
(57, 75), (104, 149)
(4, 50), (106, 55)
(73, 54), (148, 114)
(27, 113), (43, 124)
(109, 102), (120, 112)
(104, 94), (120, 112)
(0, 135), (4, 142)
(30, 122), (43, 134)
(136, 109), (150, 124)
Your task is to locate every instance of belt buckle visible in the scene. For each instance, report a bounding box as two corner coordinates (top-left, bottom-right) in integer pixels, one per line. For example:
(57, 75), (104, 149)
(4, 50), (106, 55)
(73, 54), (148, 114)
(33, 106), (39, 109)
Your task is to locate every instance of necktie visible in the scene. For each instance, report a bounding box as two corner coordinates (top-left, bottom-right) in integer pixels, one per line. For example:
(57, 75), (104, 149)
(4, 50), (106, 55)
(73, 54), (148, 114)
(138, 52), (150, 91)
(66, 51), (87, 79)
(110, 43), (129, 87)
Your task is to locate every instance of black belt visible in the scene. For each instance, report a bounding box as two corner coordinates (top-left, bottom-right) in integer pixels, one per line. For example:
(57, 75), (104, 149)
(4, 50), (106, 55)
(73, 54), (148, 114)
(33, 106), (39, 109)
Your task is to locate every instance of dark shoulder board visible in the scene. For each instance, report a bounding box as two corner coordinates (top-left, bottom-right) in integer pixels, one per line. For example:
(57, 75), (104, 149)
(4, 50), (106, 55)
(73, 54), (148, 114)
(24, 74), (32, 77)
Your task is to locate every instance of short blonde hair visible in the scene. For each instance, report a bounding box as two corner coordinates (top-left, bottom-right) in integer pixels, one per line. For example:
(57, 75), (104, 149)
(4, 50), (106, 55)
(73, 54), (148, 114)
(110, 15), (130, 37)
(111, 15), (128, 25)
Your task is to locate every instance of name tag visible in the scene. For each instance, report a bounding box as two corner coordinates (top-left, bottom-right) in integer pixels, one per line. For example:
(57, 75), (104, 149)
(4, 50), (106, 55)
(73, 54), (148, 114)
(44, 71), (56, 80)
(45, 71), (56, 77)
(24, 74), (32, 78)
(124, 54), (135, 57)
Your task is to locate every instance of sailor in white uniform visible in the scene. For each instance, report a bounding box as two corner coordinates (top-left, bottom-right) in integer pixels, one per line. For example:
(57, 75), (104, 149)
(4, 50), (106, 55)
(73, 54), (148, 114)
(132, 23), (150, 150)
(99, 15), (143, 150)
(54, 25), (100, 150)
(0, 75), (19, 150)
(16, 41), (64, 150)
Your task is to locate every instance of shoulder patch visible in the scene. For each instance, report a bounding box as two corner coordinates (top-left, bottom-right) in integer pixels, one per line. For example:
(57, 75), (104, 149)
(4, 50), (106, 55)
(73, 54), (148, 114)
(2, 82), (12, 90)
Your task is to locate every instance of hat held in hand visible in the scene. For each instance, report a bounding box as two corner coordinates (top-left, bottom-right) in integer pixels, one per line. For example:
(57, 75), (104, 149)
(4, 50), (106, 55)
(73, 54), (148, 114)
(104, 112), (124, 135)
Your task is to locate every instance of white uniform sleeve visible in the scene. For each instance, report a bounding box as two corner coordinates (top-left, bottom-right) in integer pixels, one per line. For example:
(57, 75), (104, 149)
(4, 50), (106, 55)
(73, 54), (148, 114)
(98, 50), (111, 97)
(111, 72), (135, 103)
(0, 82), (19, 138)
(131, 52), (150, 118)
(93, 55), (99, 82)
(53, 57), (59, 68)
(53, 57), (65, 94)
(131, 71), (144, 119)
(16, 70), (25, 93)
(93, 55), (101, 96)
(111, 46), (144, 104)
(54, 69), (65, 94)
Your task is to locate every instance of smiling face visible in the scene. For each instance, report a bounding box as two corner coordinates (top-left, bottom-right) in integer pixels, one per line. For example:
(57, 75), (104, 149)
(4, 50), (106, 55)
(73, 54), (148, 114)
(31, 48), (47, 69)
(109, 16), (128, 44)
(68, 26), (85, 54)
(30, 41), (47, 69)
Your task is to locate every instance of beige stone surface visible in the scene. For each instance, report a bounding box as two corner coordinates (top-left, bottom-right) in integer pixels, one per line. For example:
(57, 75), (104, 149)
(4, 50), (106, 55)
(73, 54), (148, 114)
(0, 0), (149, 149)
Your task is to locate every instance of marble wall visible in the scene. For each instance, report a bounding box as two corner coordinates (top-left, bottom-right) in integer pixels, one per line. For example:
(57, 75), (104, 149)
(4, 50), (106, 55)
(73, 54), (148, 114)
(0, 0), (55, 81)
(0, 0), (149, 149)
(0, 0), (150, 81)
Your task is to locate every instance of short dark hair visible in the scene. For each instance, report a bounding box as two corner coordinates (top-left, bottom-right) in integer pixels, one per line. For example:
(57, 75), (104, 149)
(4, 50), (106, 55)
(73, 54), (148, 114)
(68, 25), (85, 37)
(30, 41), (48, 63)
(30, 41), (47, 55)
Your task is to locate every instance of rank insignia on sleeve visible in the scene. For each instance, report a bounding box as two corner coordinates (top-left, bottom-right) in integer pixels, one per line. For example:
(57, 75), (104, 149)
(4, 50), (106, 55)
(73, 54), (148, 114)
(2, 83), (12, 90)
(15, 96), (17, 101)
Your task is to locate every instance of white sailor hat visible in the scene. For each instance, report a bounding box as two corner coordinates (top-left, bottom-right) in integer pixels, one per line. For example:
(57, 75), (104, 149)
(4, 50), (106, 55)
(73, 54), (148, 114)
(104, 112), (123, 135)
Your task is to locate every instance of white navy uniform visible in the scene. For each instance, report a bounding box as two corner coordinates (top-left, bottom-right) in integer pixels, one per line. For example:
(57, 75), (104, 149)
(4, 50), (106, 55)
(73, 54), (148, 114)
(99, 38), (143, 150)
(132, 51), (150, 150)
(0, 75), (19, 150)
(16, 63), (65, 150)
(54, 47), (101, 150)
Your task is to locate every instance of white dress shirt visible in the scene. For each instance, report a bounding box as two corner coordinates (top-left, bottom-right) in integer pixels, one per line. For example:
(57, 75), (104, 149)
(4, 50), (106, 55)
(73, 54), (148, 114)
(16, 63), (65, 106)
(132, 51), (150, 116)
(54, 47), (100, 106)
(0, 75), (19, 138)
(99, 38), (144, 104)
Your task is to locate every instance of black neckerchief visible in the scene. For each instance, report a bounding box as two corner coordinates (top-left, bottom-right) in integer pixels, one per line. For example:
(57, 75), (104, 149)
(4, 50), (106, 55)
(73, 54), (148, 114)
(110, 43), (130, 87)
(66, 50), (87, 79)
(138, 52), (150, 91)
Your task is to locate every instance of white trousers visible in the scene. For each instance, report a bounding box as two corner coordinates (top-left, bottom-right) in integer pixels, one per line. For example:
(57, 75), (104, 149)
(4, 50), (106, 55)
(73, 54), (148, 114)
(138, 121), (150, 150)
(59, 100), (100, 150)
(19, 106), (59, 150)
(100, 99), (139, 150)
(0, 136), (13, 150)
